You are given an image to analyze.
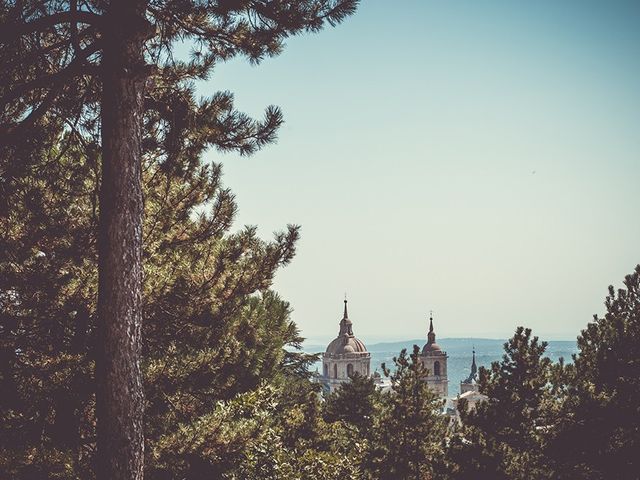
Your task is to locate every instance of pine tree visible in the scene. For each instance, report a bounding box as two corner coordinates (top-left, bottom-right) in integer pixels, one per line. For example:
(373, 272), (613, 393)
(444, 327), (552, 480)
(323, 372), (380, 436)
(1, 2), (358, 478)
(0, 134), (309, 478)
(546, 265), (640, 479)
(367, 345), (446, 480)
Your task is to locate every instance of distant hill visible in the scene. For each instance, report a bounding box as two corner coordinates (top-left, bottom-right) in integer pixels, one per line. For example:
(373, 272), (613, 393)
(307, 337), (576, 356)
(306, 337), (577, 397)
(365, 337), (509, 354)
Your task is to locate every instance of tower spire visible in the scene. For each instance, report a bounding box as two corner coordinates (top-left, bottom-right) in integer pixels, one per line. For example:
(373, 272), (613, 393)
(427, 311), (436, 344)
(338, 297), (353, 336)
(343, 294), (348, 319)
(471, 346), (477, 375)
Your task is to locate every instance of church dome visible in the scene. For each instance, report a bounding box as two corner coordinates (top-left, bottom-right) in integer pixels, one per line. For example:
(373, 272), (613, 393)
(326, 335), (368, 355)
(422, 342), (442, 354)
(324, 299), (369, 357)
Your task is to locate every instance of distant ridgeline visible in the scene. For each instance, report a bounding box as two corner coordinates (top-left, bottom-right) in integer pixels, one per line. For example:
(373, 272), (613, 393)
(307, 336), (577, 396)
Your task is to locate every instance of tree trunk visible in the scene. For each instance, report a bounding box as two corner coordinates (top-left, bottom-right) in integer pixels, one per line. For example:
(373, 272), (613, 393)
(96, 1), (150, 479)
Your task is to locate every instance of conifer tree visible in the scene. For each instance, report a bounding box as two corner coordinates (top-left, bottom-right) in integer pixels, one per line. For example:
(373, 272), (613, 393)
(367, 345), (446, 480)
(0, 134), (310, 479)
(445, 327), (553, 480)
(546, 265), (640, 479)
(0, 2), (358, 478)
(323, 372), (380, 436)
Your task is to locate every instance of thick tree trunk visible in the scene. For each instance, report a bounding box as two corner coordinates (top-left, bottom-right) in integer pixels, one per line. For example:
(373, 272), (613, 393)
(96, 1), (150, 479)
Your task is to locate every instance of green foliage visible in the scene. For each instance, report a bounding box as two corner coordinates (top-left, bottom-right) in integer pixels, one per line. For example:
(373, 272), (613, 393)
(0, 137), (309, 479)
(224, 377), (363, 480)
(445, 327), (552, 480)
(149, 382), (362, 480)
(323, 372), (380, 436)
(1, 0), (360, 155)
(546, 265), (640, 479)
(1, 1), (362, 477)
(367, 345), (446, 480)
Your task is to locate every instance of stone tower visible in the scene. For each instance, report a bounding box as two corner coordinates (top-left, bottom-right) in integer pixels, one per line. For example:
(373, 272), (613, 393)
(419, 313), (449, 398)
(322, 299), (371, 393)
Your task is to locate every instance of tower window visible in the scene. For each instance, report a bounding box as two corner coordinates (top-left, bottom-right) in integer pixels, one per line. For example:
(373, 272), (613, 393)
(434, 361), (441, 376)
(333, 364), (338, 379)
(324, 364), (328, 377)
(347, 363), (354, 377)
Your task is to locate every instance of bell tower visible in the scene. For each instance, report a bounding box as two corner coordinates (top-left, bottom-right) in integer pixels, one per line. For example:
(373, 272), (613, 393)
(418, 312), (449, 398)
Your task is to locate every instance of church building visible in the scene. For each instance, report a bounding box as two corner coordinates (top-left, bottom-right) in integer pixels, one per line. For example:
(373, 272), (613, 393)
(419, 314), (449, 398)
(321, 299), (371, 393)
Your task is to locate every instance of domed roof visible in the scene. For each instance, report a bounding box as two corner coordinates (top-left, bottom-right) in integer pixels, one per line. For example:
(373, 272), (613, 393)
(422, 342), (442, 354)
(326, 335), (368, 355)
(324, 299), (369, 357)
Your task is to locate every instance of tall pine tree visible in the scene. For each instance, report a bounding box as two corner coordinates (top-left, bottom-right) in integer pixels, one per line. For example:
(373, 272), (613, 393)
(0, 2), (359, 478)
(0, 132), (312, 479)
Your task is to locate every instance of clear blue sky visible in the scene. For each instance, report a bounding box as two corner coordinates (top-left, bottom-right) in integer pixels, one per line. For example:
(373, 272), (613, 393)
(201, 0), (640, 343)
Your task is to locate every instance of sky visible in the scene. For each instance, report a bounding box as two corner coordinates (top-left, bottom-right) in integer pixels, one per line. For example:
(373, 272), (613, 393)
(200, 0), (640, 343)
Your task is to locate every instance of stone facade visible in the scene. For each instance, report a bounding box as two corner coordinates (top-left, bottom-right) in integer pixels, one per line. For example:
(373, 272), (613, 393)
(321, 300), (371, 393)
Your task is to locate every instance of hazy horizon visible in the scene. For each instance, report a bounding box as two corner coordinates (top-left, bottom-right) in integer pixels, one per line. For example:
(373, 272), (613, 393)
(199, 1), (640, 341)
(302, 333), (580, 348)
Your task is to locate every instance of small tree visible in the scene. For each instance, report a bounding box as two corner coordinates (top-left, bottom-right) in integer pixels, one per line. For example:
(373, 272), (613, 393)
(367, 345), (445, 480)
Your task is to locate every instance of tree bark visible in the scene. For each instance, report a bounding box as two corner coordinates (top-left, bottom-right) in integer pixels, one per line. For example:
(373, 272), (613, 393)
(96, 1), (150, 479)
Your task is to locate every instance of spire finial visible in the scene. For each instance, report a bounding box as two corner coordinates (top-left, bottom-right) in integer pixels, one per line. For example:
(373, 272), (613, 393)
(471, 346), (477, 375)
(338, 296), (353, 336)
(427, 310), (436, 344)
(343, 293), (348, 319)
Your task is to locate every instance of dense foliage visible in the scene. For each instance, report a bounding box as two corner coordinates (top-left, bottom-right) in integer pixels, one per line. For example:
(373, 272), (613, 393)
(1, 2), (360, 477)
(444, 328), (552, 480)
(443, 269), (640, 480)
(0, 136), (328, 479)
(323, 372), (380, 435)
(545, 265), (640, 480)
(369, 346), (446, 480)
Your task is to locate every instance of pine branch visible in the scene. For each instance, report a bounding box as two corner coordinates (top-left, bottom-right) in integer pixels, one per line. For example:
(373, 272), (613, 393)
(0, 10), (102, 44)
(0, 41), (102, 134)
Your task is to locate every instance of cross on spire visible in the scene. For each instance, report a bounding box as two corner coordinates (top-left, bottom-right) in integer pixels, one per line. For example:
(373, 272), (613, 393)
(465, 346), (478, 383)
(338, 296), (353, 336)
(427, 310), (436, 344)
(343, 294), (348, 319)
